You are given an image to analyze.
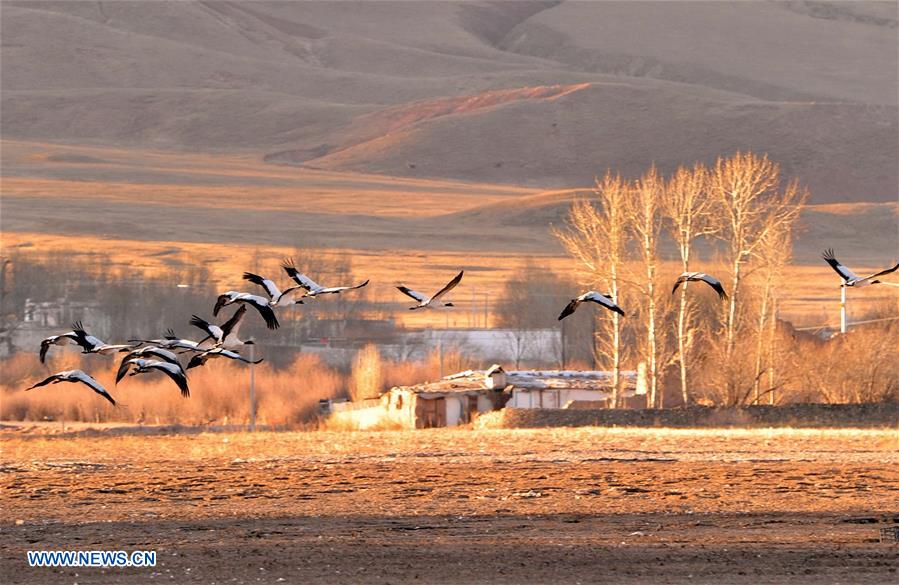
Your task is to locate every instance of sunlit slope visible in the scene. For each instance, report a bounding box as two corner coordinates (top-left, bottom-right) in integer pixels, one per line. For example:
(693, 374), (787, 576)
(495, 1), (897, 105)
(3, 142), (897, 327)
(2, 1), (895, 202)
(303, 82), (897, 201)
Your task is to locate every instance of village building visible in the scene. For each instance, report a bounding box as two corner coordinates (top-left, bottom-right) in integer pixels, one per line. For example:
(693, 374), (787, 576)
(325, 365), (645, 429)
(504, 369), (642, 409)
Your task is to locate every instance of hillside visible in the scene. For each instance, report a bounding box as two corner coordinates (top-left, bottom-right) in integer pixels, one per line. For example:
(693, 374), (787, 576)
(1, 1), (896, 203)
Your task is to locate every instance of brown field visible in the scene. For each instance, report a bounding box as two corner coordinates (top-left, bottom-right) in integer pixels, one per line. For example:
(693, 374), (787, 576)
(1, 427), (897, 584)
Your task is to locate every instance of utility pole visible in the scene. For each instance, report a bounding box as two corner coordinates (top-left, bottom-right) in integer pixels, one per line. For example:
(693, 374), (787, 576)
(839, 285), (847, 334)
(559, 316), (566, 370)
(248, 343), (256, 431)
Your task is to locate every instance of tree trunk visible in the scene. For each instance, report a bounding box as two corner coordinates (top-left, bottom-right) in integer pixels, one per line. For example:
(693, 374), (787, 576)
(677, 281), (689, 406)
(724, 255), (743, 403)
(768, 296), (777, 405)
(647, 278), (657, 408)
(611, 312), (620, 409)
(726, 256), (742, 357)
(610, 268), (621, 409)
(752, 280), (771, 404)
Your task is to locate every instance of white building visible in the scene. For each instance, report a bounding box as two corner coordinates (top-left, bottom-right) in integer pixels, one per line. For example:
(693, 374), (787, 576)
(502, 370), (642, 409)
(380, 328), (563, 364)
(325, 366), (645, 429)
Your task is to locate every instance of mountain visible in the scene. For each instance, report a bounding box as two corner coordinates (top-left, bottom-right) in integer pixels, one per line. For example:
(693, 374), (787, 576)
(1, 1), (896, 202)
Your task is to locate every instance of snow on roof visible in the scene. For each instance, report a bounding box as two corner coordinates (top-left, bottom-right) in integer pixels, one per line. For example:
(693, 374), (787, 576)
(393, 368), (638, 394)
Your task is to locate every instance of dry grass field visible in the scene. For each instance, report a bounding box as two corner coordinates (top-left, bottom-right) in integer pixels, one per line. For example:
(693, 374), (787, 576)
(3, 140), (897, 329)
(2, 4), (897, 582)
(1, 427), (897, 584)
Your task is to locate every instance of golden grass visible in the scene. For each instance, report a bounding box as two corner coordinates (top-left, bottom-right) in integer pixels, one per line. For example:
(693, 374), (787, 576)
(0, 344), (470, 424)
(6, 230), (896, 328)
(0, 352), (342, 426)
(1, 231), (571, 328)
(1, 140), (534, 217)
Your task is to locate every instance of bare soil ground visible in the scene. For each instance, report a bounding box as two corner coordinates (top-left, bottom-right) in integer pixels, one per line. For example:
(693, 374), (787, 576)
(1, 427), (896, 584)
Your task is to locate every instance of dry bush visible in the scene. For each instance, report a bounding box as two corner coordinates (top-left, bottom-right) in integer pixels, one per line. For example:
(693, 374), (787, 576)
(1, 352), (342, 426)
(349, 343), (383, 401)
(382, 347), (469, 389)
(787, 323), (899, 404)
(383, 359), (433, 389)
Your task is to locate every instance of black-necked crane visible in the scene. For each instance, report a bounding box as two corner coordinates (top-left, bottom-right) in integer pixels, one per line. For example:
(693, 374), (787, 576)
(128, 328), (178, 347)
(558, 291), (625, 320)
(822, 249), (899, 288)
(118, 346), (181, 368)
(281, 258), (369, 298)
(213, 291), (280, 330)
(185, 347), (264, 370)
(27, 370), (116, 405)
(116, 358), (190, 397)
(671, 272), (728, 300)
(396, 270), (463, 310)
(129, 329), (214, 353)
(242, 272), (306, 307)
(73, 324), (136, 356)
(39, 322), (84, 363)
(189, 305), (251, 350)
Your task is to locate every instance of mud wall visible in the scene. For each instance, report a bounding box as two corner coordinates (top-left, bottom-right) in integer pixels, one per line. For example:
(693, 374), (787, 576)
(483, 403), (899, 429)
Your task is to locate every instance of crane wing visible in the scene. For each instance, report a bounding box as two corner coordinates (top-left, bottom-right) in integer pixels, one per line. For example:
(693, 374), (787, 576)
(431, 271), (464, 301)
(698, 274), (728, 300)
(220, 305), (248, 340)
(397, 286), (427, 303)
(822, 249), (858, 281)
(281, 259), (322, 292)
(557, 299), (581, 321)
(219, 349), (262, 364)
(242, 272), (280, 300)
(863, 262), (899, 281)
(584, 291), (625, 316)
(71, 326), (101, 352)
(672, 274), (689, 295)
(242, 296), (280, 330)
(318, 279), (369, 294)
(27, 373), (61, 390)
(71, 371), (116, 405)
(39, 339), (52, 364)
(148, 362), (190, 398)
(189, 315), (223, 343)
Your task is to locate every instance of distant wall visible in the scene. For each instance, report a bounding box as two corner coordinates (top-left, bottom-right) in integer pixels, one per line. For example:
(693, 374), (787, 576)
(327, 398), (411, 430)
(481, 404), (899, 429)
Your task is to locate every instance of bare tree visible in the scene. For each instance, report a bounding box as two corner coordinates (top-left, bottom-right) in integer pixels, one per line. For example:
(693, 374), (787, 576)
(661, 163), (717, 406)
(710, 152), (806, 400)
(0, 258), (17, 355)
(625, 166), (668, 407)
(794, 322), (899, 404)
(750, 224), (795, 404)
(493, 264), (587, 368)
(349, 343), (383, 401)
(555, 172), (629, 407)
